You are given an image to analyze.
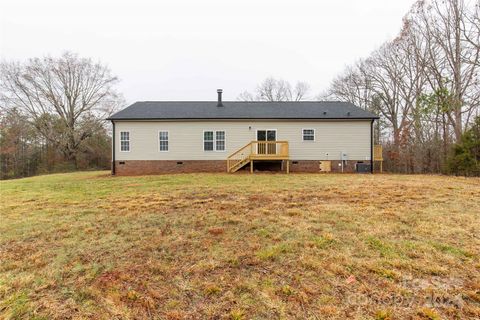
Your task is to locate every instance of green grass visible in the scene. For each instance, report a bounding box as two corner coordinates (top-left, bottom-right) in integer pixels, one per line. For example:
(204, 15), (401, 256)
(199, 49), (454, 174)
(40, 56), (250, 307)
(1, 171), (479, 319)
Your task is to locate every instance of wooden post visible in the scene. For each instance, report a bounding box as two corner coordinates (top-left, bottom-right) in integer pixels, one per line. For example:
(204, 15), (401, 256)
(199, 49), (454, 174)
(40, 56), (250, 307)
(250, 160), (253, 174)
(286, 160), (289, 174)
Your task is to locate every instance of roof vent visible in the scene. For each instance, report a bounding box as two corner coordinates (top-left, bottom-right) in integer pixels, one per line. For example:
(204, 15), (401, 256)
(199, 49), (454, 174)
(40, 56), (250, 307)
(323, 111), (327, 115)
(347, 112), (351, 116)
(217, 89), (223, 107)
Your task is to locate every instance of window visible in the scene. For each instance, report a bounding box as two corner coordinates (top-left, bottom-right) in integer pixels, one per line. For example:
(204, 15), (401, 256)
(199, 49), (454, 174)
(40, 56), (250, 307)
(216, 131), (225, 151)
(204, 130), (226, 151)
(302, 129), (315, 141)
(159, 131), (168, 151)
(120, 131), (130, 151)
(204, 131), (214, 151)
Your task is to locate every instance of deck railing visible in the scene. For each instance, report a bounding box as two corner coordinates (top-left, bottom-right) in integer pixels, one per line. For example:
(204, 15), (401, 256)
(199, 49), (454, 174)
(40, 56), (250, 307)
(374, 145), (383, 161)
(226, 142), (252, 172)
(227, 141), (289, 172)
(250, 141), (289, 159)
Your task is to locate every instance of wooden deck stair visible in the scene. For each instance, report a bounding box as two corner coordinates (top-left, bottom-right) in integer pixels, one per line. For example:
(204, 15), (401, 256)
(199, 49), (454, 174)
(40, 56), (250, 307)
(227, 141), (289, 173)
(374, 144), (384, 173)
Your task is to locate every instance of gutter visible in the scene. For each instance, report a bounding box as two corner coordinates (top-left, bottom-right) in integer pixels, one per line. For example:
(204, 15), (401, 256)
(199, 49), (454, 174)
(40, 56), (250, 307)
(111, 120), (115, 175)
(370, 119), (374, 174)
(106, 117), (380, 121)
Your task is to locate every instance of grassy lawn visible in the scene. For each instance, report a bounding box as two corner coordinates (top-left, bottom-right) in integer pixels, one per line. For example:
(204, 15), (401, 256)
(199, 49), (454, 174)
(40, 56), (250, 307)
(0, 172), (479, 319)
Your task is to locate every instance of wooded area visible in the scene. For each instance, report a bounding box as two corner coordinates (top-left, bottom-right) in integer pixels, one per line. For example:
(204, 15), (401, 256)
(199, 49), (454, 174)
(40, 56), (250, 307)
(323, 0), (480, 174)
(0, 53), (124, 179)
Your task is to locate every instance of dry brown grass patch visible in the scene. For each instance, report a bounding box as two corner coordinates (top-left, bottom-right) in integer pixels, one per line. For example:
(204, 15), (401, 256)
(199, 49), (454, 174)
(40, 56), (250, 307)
(0, 172), (479, 319)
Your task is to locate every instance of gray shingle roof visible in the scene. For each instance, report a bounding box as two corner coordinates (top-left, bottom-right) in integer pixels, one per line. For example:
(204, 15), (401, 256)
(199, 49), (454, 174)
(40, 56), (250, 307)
(108, 101), (379, 120)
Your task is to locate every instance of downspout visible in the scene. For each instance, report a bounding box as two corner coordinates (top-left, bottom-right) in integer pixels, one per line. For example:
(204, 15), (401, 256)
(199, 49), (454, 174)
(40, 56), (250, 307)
(111, 120), (116, 175)
(370, 119), (374, 174)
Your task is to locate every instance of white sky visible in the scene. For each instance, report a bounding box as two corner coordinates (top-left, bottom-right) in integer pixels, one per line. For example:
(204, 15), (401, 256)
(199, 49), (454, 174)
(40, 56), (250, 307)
(1, 0), (416, 104)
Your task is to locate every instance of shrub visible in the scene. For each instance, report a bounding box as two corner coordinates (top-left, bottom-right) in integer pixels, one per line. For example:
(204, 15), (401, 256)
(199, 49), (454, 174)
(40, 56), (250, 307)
(446, 116), (480, 176)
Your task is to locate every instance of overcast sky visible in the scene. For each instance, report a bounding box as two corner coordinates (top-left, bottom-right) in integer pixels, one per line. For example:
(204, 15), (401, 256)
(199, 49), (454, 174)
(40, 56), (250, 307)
(1, 0), (417, 103)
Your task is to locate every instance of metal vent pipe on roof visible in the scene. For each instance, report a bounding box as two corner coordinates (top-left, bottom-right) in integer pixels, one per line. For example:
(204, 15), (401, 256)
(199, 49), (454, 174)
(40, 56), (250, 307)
(217, 89), (223, 107)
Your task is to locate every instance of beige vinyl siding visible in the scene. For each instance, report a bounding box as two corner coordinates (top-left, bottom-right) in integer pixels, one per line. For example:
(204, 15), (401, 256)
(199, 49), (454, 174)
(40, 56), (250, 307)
(115, 120), (371, 161)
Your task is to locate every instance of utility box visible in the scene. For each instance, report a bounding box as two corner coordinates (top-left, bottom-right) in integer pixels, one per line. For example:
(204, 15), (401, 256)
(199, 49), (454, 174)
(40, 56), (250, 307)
(340, 152), (348, 173)
(319, 161), (331, 172)
(356, 162), (371, 173)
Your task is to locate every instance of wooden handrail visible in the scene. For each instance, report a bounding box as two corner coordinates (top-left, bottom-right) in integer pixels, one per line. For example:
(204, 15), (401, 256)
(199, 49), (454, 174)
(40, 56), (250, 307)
(251, 141), (289, 158)
(227, 141), (289, 159)
(373, 145), (383, 161)
(227, 141), (290, 172)
(227, 142), (253, 172)
(227, 141), (252, 159)
(250, 140), (289, 143)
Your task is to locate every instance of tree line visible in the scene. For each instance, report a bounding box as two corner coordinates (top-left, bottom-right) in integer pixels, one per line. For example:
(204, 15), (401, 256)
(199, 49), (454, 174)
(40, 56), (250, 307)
(322, 0), (480, 174)
(0, 53), (124, 179)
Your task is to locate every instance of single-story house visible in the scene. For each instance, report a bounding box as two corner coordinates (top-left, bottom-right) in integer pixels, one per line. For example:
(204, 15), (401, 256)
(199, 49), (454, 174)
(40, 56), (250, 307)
(107, 89), (380, 175)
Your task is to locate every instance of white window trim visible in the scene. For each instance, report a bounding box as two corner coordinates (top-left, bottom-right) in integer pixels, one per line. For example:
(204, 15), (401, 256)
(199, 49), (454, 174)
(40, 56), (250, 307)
(255, 129), (278, 154)
(215, 130), (226, 152)
(302, 128), (315, 142)
(203, 130), (226, 152)
(255, 129), (278, 141)
(119, 130), (131, 152)
(203, 130), (214, 152)
(158, 130), (169, 152)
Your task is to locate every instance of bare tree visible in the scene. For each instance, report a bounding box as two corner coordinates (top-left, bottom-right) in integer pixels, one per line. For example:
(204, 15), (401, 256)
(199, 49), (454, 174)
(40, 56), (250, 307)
(414, 0), (480, 140)
(237, 90), (255, 102)
(238, 77), (310, 101)
(324, 0), (479, 173)
(290, 81), (311, 101)
(321, 60), (374, 111)
(462, 0), (480, 59)
(0, 52), (124, 167)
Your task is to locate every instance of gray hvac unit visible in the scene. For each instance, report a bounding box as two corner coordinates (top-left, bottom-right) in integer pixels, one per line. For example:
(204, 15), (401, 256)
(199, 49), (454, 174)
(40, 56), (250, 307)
(356, 162), (371, 173)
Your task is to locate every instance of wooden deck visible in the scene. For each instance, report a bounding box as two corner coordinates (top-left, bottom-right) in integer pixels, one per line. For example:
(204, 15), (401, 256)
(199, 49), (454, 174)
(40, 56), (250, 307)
(227, 142), (384, 173)
(374, 145), (383, 161)
(227, 141), (289, 173)
(374, 144), (383, 172)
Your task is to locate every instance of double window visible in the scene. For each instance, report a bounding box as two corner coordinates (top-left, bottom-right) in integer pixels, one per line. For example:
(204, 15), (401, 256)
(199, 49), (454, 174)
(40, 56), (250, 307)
(159, 131), (169, 151)
(204, 130), (225, 151)
(120, 131), (130, 152)
(302, 129), (315, 141)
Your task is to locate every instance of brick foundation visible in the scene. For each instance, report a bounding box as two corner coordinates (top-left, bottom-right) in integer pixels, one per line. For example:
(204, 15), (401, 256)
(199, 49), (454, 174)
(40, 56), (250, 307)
(330, 160), (360, 173)
(287, 160), (319, 173)
(287, 160), (361, 173)
(113, 160), (370, 175)
(114, 160), (227, 175)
